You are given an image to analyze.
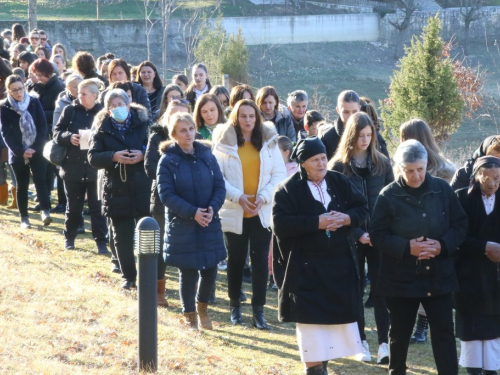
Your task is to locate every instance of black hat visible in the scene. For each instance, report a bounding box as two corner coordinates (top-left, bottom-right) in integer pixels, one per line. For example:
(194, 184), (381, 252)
(291, 136), (326, 164)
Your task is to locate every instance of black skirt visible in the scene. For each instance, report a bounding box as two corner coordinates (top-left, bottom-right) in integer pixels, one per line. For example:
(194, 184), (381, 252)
(456, 310), (500, 341)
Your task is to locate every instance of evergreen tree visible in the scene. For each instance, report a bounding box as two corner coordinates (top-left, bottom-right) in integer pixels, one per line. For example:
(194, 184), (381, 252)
(194, 19), (249, 86)
(380, 15), (464, 144)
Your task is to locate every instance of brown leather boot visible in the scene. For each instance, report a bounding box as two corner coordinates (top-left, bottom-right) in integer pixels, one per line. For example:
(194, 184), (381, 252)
(157, 278), (168, 307)
(196, 302), (213, 330)
(0, 184), (8, 205)
(183, 312), (198, 330)
(7, 186), (17, 209)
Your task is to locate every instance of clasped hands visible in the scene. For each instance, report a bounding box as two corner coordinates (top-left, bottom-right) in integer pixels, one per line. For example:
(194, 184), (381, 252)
(318, 211), (351, 231)
(112, 150), (144, 165)
(410, 237), (441, 260)
(239, 194), (263, 217)
(195, 206), (214, 227)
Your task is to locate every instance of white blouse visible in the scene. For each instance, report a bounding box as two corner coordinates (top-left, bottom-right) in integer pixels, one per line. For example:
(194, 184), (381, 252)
(307, 179), (331, 210)
(482, 194), (495, 216)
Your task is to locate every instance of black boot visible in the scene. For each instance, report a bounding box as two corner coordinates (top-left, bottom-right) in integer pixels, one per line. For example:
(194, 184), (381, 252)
(252, 305), (269, 330)
(306, 364), (325, 374)
(322, 361), (329, 375)
(230, 300), (243, 325)
(410, 314), (428, 343)
(465, 369), (483, 375)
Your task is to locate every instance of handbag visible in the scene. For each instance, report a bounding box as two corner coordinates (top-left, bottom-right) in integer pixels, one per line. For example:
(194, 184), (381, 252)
(43, 140), (67, 166)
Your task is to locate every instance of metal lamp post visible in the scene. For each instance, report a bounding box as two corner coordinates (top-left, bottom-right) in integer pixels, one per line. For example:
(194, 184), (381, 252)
(135, 217), (161, 372)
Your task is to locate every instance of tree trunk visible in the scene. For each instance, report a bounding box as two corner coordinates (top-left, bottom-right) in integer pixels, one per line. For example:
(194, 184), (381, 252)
(96, 0), (100, 20)
(394, 30), (404, 59)
(464, 20), (470, 55)
(28, 0), (37, 30)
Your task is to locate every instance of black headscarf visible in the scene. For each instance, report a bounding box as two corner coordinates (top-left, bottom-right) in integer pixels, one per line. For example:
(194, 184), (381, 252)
(472, 135), (500, 159)
(290, 136), (326, 164)
(468, 155), (500, 194)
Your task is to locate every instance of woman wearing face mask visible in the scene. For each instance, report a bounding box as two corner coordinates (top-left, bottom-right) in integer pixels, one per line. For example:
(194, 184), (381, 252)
(0, 75), (51, 228)
(54, 78), (108, 252)
(193, 93), (226, 140)
(88, 89), (151, 290)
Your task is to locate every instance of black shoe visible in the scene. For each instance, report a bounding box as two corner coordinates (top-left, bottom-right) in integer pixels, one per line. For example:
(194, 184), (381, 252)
(97, 242), (109, 254)
(465, 369), (483, 375)
(252, 305), (269, 330)
(111, 263), (121, 274)
(242, 267), (252, 283)
(51, 203), (65, 213)
(306, 364), (325, 374)
(121, 280), (136, 290)
(29, 203), (41, 212)
(364, 295), (374, 308)
(239, 289), (247, 302)
(65, 238), (75, 250)
(77, 222), (86, 234)
(410, 314), (428, 343)
(230, 304), (243, 325)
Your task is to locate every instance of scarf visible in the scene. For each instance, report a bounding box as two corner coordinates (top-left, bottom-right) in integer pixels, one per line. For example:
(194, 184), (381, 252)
(468, 156), (500, 194)
(7, 92), (36, 150)
(110, 112), (132, 139)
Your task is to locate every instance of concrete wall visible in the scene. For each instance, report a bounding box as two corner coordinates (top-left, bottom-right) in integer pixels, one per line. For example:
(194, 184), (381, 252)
(218, 14), (379, 45)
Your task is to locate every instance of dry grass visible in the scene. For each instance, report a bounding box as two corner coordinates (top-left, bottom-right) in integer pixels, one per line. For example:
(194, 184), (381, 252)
(0, 200), (469, 374)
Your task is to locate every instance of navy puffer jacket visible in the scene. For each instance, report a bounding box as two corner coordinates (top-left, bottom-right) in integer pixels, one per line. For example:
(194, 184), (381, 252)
(157, 140), (226, 270)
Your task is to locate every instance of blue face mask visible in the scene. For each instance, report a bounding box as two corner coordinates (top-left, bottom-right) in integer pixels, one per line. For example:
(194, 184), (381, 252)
(110, 106), (129, 122)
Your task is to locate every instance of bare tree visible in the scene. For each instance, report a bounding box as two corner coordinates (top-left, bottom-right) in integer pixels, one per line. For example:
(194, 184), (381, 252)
(28, 0), (37, 30)
(142, 0), (160, 61)
(389, 0), (419, 59)
(460, 0), (484, 55)
(160, 0), (180, 80)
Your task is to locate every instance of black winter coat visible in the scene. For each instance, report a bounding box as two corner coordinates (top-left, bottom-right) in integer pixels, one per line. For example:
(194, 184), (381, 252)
(88, 104), (152, 218)
(266, 110), (296, 142)
(271, 170), (369, 324)
(144, 124), (168, 215)
(455, 186), (500, 315)
(54, 100), (103, 182)
(331, 155), (394, 239)
(31, 75), (65, 130)
(0, 95), (48, 165)
(319, 118), (390, 160)
(369, 174), (468, 298)
(157, 140), (226, 270)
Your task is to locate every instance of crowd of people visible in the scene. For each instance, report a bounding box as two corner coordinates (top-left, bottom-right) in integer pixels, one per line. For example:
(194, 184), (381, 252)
(1, 23), (500, 375)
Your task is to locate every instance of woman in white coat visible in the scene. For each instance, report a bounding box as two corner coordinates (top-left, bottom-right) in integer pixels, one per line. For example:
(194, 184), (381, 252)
(213, 99), (287, 329)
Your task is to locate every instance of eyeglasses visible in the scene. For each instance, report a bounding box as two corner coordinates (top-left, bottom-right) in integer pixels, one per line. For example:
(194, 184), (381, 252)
(41, 38), (47, 42)
(9, 87), (25, 94)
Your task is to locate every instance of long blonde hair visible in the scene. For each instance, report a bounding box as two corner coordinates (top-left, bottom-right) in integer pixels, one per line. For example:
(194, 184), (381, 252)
(400, 119), (450, 176)
(328, 112), (387, 176)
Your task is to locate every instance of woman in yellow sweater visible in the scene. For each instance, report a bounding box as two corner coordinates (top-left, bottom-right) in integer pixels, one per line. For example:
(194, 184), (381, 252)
(213, 100), (287, 330)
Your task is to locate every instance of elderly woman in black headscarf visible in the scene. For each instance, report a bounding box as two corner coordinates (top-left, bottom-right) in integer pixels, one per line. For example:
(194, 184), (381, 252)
(455, 156), (500, 375)
(271, 137), (368, 375)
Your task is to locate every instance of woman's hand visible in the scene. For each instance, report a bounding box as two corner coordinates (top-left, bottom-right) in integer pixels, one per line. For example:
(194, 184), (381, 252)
(23, 148), (35, 159)
(70, 134), (81, 146)
(194, 208), (213, 227)
(485, 242), (500, 263)
(359, 232), (372, 246)
(112, 150), (131, 164)
(239, 194), (256, 215)
(410, 237), (440, 260)
(127, 150), (144, 164)
(326, 211), (351, 231)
